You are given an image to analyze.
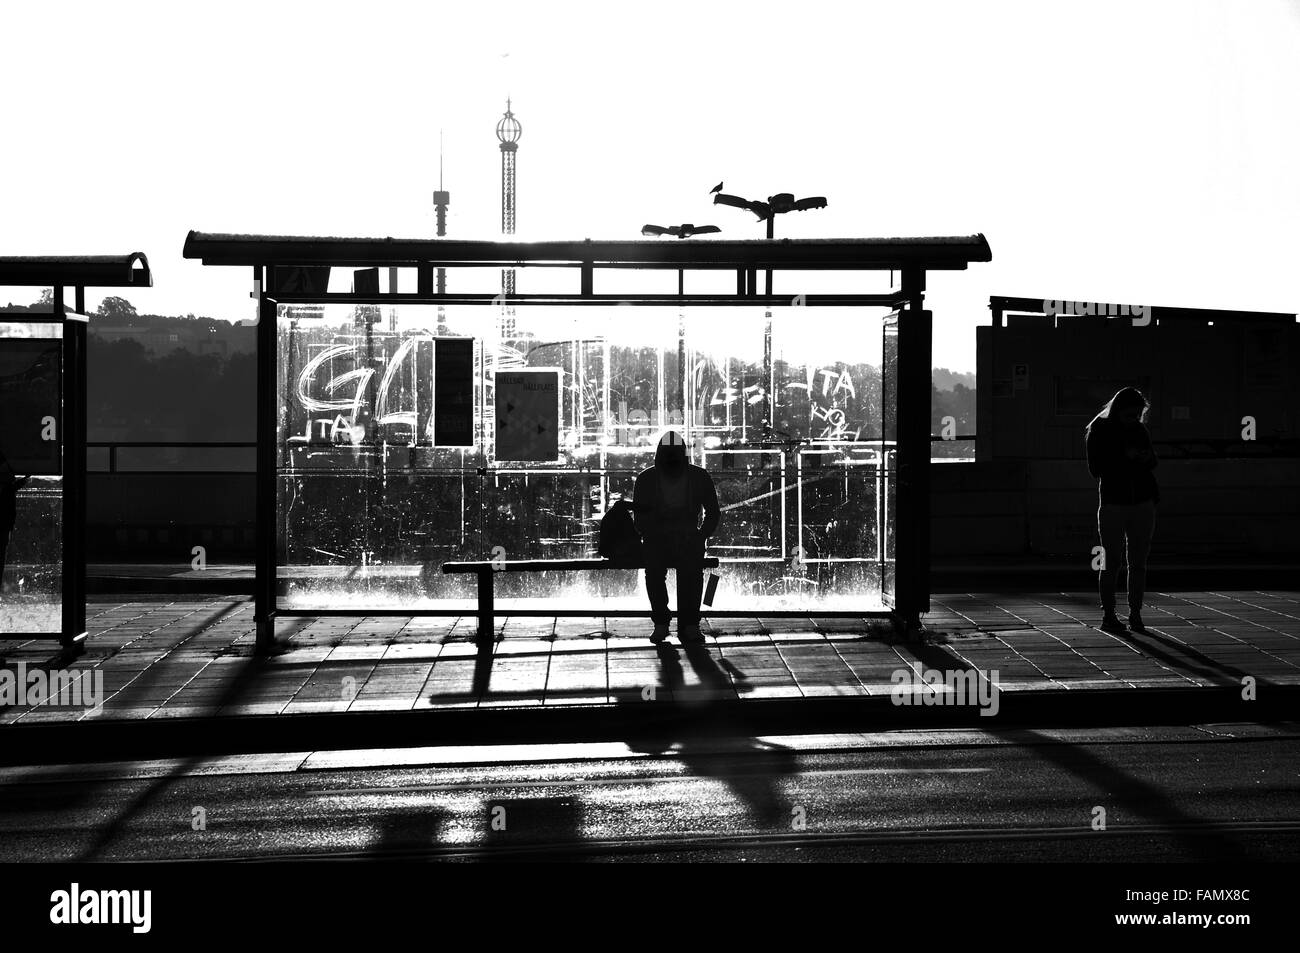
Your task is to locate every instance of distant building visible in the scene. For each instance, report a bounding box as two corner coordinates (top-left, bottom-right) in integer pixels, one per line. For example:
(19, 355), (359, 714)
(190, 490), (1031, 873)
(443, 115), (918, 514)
(938, 297), (1300, 559)
(976, 297), (1299, 461)
(92, 325), (182, 355)
(90, 321), (255, 358)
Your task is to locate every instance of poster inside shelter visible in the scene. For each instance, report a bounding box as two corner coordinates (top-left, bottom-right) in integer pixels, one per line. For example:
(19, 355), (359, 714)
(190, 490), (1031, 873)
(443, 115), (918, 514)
(0, 339), (61, 475)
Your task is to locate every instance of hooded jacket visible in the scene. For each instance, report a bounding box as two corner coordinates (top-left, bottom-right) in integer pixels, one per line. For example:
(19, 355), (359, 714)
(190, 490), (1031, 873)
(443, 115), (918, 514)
(632, 433), (721, 541)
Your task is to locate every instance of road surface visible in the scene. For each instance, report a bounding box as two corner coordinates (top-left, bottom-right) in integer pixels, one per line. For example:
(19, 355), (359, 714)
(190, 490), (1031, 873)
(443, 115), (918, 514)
(1, 725), (1295, 862)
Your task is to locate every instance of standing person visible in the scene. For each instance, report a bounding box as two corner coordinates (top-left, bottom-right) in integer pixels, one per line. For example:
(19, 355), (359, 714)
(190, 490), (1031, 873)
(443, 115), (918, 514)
(633, 431), (721, 645)
(0, 450), (32, 597)
(1085, 387), (1159, 634)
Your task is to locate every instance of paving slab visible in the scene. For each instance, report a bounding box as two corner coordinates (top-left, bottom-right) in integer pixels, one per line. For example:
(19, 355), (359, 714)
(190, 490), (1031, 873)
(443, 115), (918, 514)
(5, 591), (1300, 726)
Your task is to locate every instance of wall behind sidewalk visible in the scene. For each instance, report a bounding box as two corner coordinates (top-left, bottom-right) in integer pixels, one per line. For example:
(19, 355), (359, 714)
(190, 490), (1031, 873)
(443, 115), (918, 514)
(931, 458), (1300, 558)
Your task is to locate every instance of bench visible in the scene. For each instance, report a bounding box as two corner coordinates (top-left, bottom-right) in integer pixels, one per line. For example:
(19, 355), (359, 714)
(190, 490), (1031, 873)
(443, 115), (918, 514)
(442, 556), (721, 641)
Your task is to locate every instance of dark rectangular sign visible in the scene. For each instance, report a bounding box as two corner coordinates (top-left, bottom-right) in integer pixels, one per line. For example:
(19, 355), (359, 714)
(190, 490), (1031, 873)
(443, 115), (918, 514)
(495, 369), (560, 462)
(0, 338), (61, 475)
(433, 338), (474, 446)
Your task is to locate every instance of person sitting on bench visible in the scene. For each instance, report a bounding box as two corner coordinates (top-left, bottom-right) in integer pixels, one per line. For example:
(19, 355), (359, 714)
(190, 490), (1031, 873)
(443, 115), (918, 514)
(633, 431), (720, 645)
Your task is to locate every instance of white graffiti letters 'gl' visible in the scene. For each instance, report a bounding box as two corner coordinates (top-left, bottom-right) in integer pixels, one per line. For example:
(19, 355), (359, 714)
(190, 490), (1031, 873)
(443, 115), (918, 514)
(296, 344), (375, 424)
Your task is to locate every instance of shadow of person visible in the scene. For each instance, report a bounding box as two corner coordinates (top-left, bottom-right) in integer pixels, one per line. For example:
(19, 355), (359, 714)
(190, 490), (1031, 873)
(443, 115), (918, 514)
(682, 642), (737, 702)
(616, 643), (687, 755)
(656, 641), (685, 694)
(622, 641), (798, 830)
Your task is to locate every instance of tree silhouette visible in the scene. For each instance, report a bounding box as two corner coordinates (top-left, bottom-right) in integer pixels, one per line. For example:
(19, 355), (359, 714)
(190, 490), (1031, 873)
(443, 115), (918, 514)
(96, 296), (138, 321)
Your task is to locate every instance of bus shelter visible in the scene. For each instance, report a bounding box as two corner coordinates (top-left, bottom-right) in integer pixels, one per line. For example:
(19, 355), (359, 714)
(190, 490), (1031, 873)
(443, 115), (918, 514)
(182, 232), (991, 651)
(0, 253), (152, 649)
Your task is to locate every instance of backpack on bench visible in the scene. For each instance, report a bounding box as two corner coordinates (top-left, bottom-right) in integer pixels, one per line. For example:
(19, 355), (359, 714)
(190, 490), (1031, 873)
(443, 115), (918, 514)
(598, 499), (644, 563)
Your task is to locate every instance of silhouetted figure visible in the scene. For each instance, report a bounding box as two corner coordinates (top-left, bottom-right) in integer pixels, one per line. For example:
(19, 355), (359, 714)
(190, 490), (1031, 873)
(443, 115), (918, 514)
(0, 451), (32, 598)
(1085, 388), (1159, 634)
(633, 431), (720, 645)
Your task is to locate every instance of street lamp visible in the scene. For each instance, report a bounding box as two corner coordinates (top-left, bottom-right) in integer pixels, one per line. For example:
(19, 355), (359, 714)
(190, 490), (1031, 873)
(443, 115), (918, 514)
(640, 223), (722, 442)
(712, 190), (827, 293)
(641, 223), (722, 239)
(712, 189), (825, 439)
(640, 223), (722, 293)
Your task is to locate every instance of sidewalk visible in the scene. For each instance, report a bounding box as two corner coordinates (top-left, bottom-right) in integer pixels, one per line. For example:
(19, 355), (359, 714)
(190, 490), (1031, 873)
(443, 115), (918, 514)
(2, 591), (1298, 727)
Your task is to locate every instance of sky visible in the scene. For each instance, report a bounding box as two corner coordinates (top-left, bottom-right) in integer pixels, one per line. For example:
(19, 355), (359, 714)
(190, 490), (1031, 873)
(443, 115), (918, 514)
(2, 0), (1298, 371)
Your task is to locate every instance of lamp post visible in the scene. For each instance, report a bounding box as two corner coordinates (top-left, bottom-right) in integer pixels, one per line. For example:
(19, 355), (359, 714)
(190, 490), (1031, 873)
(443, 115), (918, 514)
(641, 223), (721, 295)
(712, 190), (827, 443)
(711, 191), (827, 294)
(640, 223), (722, 441)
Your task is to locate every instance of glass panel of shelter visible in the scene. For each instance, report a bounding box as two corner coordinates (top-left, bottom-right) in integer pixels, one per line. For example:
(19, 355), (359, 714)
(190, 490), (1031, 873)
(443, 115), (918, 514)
(276, 303), (895, 612)
(0, 321), (64, 634)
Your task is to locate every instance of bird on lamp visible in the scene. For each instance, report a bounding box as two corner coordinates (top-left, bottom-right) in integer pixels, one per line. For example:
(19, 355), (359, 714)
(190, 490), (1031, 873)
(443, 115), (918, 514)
(641, 223), (723, 238)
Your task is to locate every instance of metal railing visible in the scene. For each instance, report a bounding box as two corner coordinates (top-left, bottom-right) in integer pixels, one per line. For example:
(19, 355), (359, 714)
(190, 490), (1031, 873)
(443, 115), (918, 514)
(87, 436), (978, 474)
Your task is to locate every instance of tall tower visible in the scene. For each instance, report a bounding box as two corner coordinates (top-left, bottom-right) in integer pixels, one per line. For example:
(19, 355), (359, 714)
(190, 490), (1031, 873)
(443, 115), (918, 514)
(496, 98), (522, 296)
(433, 130), (450, 333)
(433, 130), (450, 242)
